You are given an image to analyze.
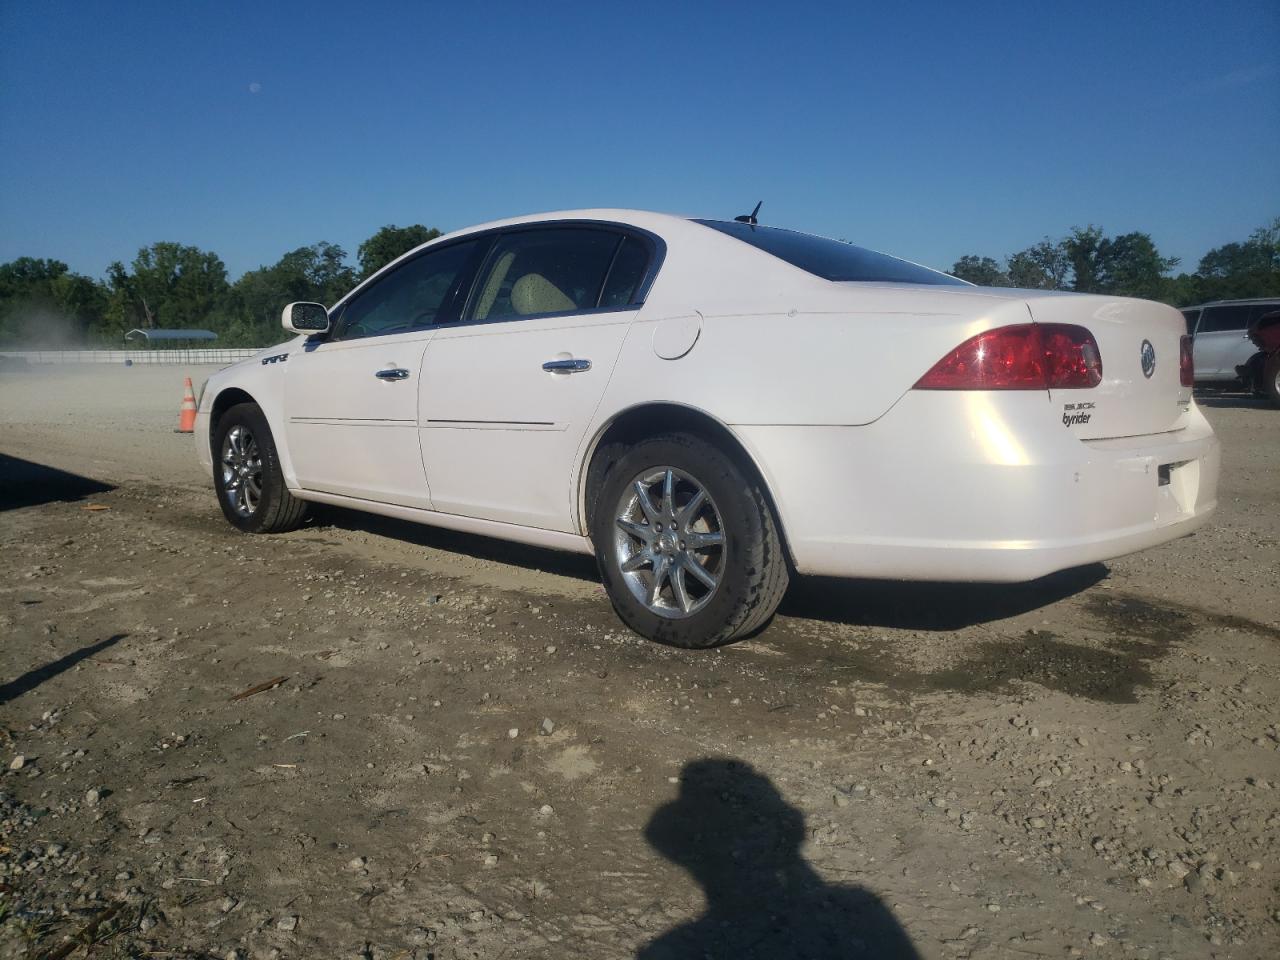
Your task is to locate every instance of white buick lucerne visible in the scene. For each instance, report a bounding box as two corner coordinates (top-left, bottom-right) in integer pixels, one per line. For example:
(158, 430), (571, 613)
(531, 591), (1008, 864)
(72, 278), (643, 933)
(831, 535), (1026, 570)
(196, 210), (1220, 647)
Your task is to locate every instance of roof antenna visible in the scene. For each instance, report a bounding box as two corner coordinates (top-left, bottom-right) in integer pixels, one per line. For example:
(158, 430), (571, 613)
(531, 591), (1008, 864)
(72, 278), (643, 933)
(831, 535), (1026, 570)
(734, 201), (762, 225)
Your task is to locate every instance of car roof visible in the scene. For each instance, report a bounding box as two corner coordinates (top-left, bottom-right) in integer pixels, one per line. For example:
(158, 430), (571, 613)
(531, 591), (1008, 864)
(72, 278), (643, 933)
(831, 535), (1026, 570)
(434, 208), (695, 240)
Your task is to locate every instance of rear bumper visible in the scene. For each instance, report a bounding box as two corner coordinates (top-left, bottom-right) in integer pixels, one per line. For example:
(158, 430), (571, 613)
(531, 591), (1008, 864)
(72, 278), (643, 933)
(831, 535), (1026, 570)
(735, 393), (1220, 582)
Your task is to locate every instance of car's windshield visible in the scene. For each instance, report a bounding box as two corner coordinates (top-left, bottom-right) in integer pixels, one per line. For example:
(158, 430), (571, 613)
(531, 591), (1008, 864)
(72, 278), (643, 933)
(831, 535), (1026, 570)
(694, 219), (965, 286)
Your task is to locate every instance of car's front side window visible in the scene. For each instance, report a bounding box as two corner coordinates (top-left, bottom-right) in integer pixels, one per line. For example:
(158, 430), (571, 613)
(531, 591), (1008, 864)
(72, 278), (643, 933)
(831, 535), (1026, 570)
(334, 240), (479, 341)
(465, 228), (625, 322)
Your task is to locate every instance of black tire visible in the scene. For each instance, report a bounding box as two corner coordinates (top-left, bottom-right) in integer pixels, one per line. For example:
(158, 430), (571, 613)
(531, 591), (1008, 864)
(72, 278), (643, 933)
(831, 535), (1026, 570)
(212, 402), (308, 533)
(1264, 352), (1280, 408)
(589, 432), (789, 648)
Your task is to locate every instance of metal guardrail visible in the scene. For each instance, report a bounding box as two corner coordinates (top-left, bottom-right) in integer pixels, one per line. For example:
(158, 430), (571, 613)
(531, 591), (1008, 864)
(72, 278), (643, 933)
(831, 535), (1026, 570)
(0, 349), (262, 364)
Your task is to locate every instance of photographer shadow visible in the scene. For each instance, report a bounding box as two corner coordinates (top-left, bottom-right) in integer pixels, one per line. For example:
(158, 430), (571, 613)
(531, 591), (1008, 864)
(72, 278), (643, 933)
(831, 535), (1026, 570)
(639, 758), (920, 959)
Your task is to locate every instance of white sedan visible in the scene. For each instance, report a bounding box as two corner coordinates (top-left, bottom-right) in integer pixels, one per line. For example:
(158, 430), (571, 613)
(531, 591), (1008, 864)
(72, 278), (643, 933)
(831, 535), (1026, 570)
(196, 209), (1220, 647)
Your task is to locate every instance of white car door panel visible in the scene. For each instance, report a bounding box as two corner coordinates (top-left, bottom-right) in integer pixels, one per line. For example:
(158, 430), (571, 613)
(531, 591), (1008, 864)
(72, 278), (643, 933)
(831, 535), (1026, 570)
(281, 236), (484, 508)
(420, 314), (632, 531)
(285, 333), (434, 508)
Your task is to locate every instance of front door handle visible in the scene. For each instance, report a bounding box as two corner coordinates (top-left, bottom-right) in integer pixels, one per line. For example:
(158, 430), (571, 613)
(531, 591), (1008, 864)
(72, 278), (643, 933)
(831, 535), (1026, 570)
(375, 367), (410, 381)
(542, 358), (592, 374)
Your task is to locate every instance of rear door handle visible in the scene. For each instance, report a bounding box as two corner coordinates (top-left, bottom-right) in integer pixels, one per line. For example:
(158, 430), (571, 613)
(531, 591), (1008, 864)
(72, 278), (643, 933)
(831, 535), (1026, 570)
(542, 358), (592, 373)
(375, 367), (410, 381)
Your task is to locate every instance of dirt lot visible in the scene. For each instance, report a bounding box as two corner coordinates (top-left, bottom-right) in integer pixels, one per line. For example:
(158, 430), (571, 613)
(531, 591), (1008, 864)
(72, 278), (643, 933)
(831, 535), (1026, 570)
(1, 364), (1277, 959)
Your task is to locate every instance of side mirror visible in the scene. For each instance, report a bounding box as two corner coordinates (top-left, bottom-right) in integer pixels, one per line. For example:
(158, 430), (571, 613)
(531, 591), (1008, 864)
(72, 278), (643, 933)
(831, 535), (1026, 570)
(282, 302), (331, 335)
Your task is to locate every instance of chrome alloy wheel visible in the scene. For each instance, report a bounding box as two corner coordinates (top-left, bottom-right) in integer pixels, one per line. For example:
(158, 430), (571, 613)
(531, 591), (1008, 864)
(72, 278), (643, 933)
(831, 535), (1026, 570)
(613, 467), (725, 619)
(220, 425), (263, 518)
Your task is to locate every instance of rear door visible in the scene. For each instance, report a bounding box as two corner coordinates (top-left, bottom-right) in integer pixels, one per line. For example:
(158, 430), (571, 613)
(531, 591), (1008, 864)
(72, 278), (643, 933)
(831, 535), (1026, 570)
(1193, 304), (1253, 380)
(284, 239), (483, 507)
(419, 226), (655, 531)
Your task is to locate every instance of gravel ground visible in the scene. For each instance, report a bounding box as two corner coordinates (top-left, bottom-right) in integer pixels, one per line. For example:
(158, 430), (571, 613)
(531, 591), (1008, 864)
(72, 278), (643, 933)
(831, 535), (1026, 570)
(0, 364), (1277, 959)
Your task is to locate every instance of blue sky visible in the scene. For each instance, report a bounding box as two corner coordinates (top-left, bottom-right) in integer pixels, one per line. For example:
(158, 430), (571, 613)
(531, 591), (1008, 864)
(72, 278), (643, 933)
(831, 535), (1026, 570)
(1, 0), (1277, 281)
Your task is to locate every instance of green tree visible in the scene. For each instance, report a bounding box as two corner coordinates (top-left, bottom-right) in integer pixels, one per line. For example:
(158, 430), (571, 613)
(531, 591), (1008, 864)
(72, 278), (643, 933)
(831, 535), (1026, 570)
(1094, 232), (1179, 299)
(1062, 226), (1106, 293)
(0, 257), (107, 345)
(103, 242), (231, 341)
(278, 241), (356, 304)
(1161, 272), (1206, 307)
(231, 241), (356, 340)
(950, 255), (1008, 286)
(1193, 218), (1280, 300)
(357, 224), (441, 279)
(1006, 239), (1071, 290)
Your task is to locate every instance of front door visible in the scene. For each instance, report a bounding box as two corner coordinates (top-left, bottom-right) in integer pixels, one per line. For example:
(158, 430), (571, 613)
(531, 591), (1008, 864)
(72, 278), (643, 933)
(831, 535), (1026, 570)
(284, 238), (482, 507)
(419, 226), (654, 531)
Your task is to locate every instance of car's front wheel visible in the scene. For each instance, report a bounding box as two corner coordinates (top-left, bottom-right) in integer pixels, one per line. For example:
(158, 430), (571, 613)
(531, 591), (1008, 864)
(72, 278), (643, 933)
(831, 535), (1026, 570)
(213, 402), (308, 533)
(590, 433), (789, 648)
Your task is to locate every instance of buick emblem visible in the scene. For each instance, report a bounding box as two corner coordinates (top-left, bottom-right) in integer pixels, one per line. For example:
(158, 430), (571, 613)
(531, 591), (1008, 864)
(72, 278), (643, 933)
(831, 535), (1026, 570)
(1140, 340), (1156, 378)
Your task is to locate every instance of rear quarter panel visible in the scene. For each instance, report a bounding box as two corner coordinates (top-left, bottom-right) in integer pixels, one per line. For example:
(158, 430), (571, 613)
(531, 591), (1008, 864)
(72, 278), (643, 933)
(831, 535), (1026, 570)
(599, 293), (1034, 428)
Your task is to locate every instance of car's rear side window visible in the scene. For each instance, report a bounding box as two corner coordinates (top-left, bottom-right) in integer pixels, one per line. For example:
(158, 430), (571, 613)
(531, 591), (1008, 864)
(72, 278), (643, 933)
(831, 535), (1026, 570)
(1198, 304), (1254, 333)
(693, 219), (965, 285)
(1181, 309), (1200, 334)
(467, 229), (626, 322)
(1249, 304), (1280, 326)
(599, 236), (650, 308)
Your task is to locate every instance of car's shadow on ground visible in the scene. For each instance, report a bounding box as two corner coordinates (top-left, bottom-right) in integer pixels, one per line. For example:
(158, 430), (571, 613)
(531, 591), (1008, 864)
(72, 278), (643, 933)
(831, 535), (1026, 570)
(306, 503), (603, 583)
(308, 503), (1105, 633)
(777, 564), (1108, 632)
(0, 453), (115, 512)
(1194, 392), (1276, 410)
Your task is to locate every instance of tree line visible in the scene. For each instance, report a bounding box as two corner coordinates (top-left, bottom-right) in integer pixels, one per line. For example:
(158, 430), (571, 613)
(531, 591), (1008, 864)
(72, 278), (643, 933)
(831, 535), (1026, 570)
(949, 218), (1279, 303)
(0, 224), (440, 348)
(3, 217), (1277, 350)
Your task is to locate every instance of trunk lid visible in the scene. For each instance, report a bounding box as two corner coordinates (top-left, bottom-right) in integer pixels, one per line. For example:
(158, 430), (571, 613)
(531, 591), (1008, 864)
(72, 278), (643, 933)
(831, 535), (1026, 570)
(1027, 293), (1192, 440)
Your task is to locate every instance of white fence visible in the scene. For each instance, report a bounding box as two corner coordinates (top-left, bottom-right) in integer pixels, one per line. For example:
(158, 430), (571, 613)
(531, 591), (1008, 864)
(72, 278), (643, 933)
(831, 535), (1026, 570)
(0, 349), (261, 365)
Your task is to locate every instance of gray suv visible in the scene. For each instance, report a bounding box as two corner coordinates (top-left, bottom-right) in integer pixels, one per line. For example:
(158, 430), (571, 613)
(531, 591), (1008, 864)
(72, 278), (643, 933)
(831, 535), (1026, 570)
(1181, 298), (1280, 391)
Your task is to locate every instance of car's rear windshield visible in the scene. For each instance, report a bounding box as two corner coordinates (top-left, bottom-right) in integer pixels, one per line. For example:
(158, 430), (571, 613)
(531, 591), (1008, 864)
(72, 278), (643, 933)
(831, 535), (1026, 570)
(693, 219), (965, 285)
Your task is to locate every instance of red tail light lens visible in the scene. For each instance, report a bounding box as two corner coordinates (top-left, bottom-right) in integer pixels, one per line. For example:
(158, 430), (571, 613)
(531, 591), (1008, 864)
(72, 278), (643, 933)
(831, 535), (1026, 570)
(914, 323), (1103, 390)
(1179, 335), (1194, 387)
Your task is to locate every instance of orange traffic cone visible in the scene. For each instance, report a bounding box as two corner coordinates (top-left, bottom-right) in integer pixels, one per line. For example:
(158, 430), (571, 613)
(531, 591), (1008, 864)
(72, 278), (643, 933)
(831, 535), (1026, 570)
(176, 377), (198, 433)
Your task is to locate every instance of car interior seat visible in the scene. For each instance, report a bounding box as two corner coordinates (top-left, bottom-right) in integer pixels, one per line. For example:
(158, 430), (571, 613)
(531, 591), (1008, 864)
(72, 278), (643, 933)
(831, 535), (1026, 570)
(510, 273), (576, 316)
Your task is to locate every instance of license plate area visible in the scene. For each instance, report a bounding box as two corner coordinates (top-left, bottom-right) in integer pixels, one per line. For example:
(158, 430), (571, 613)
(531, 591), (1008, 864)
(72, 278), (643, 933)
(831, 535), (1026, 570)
(1156, 459), (1196, 517)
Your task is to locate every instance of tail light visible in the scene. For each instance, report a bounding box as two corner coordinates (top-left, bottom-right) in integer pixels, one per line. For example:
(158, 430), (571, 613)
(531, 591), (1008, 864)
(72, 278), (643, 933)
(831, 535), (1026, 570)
(1179, 335), (1194, 387)
(914, 323), (1103, 390)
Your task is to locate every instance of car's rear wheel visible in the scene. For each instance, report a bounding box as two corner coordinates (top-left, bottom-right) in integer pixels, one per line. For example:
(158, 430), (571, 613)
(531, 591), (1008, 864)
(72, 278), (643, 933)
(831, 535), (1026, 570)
(590, 433), (789, 648)
(213, 402), (308, 533)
